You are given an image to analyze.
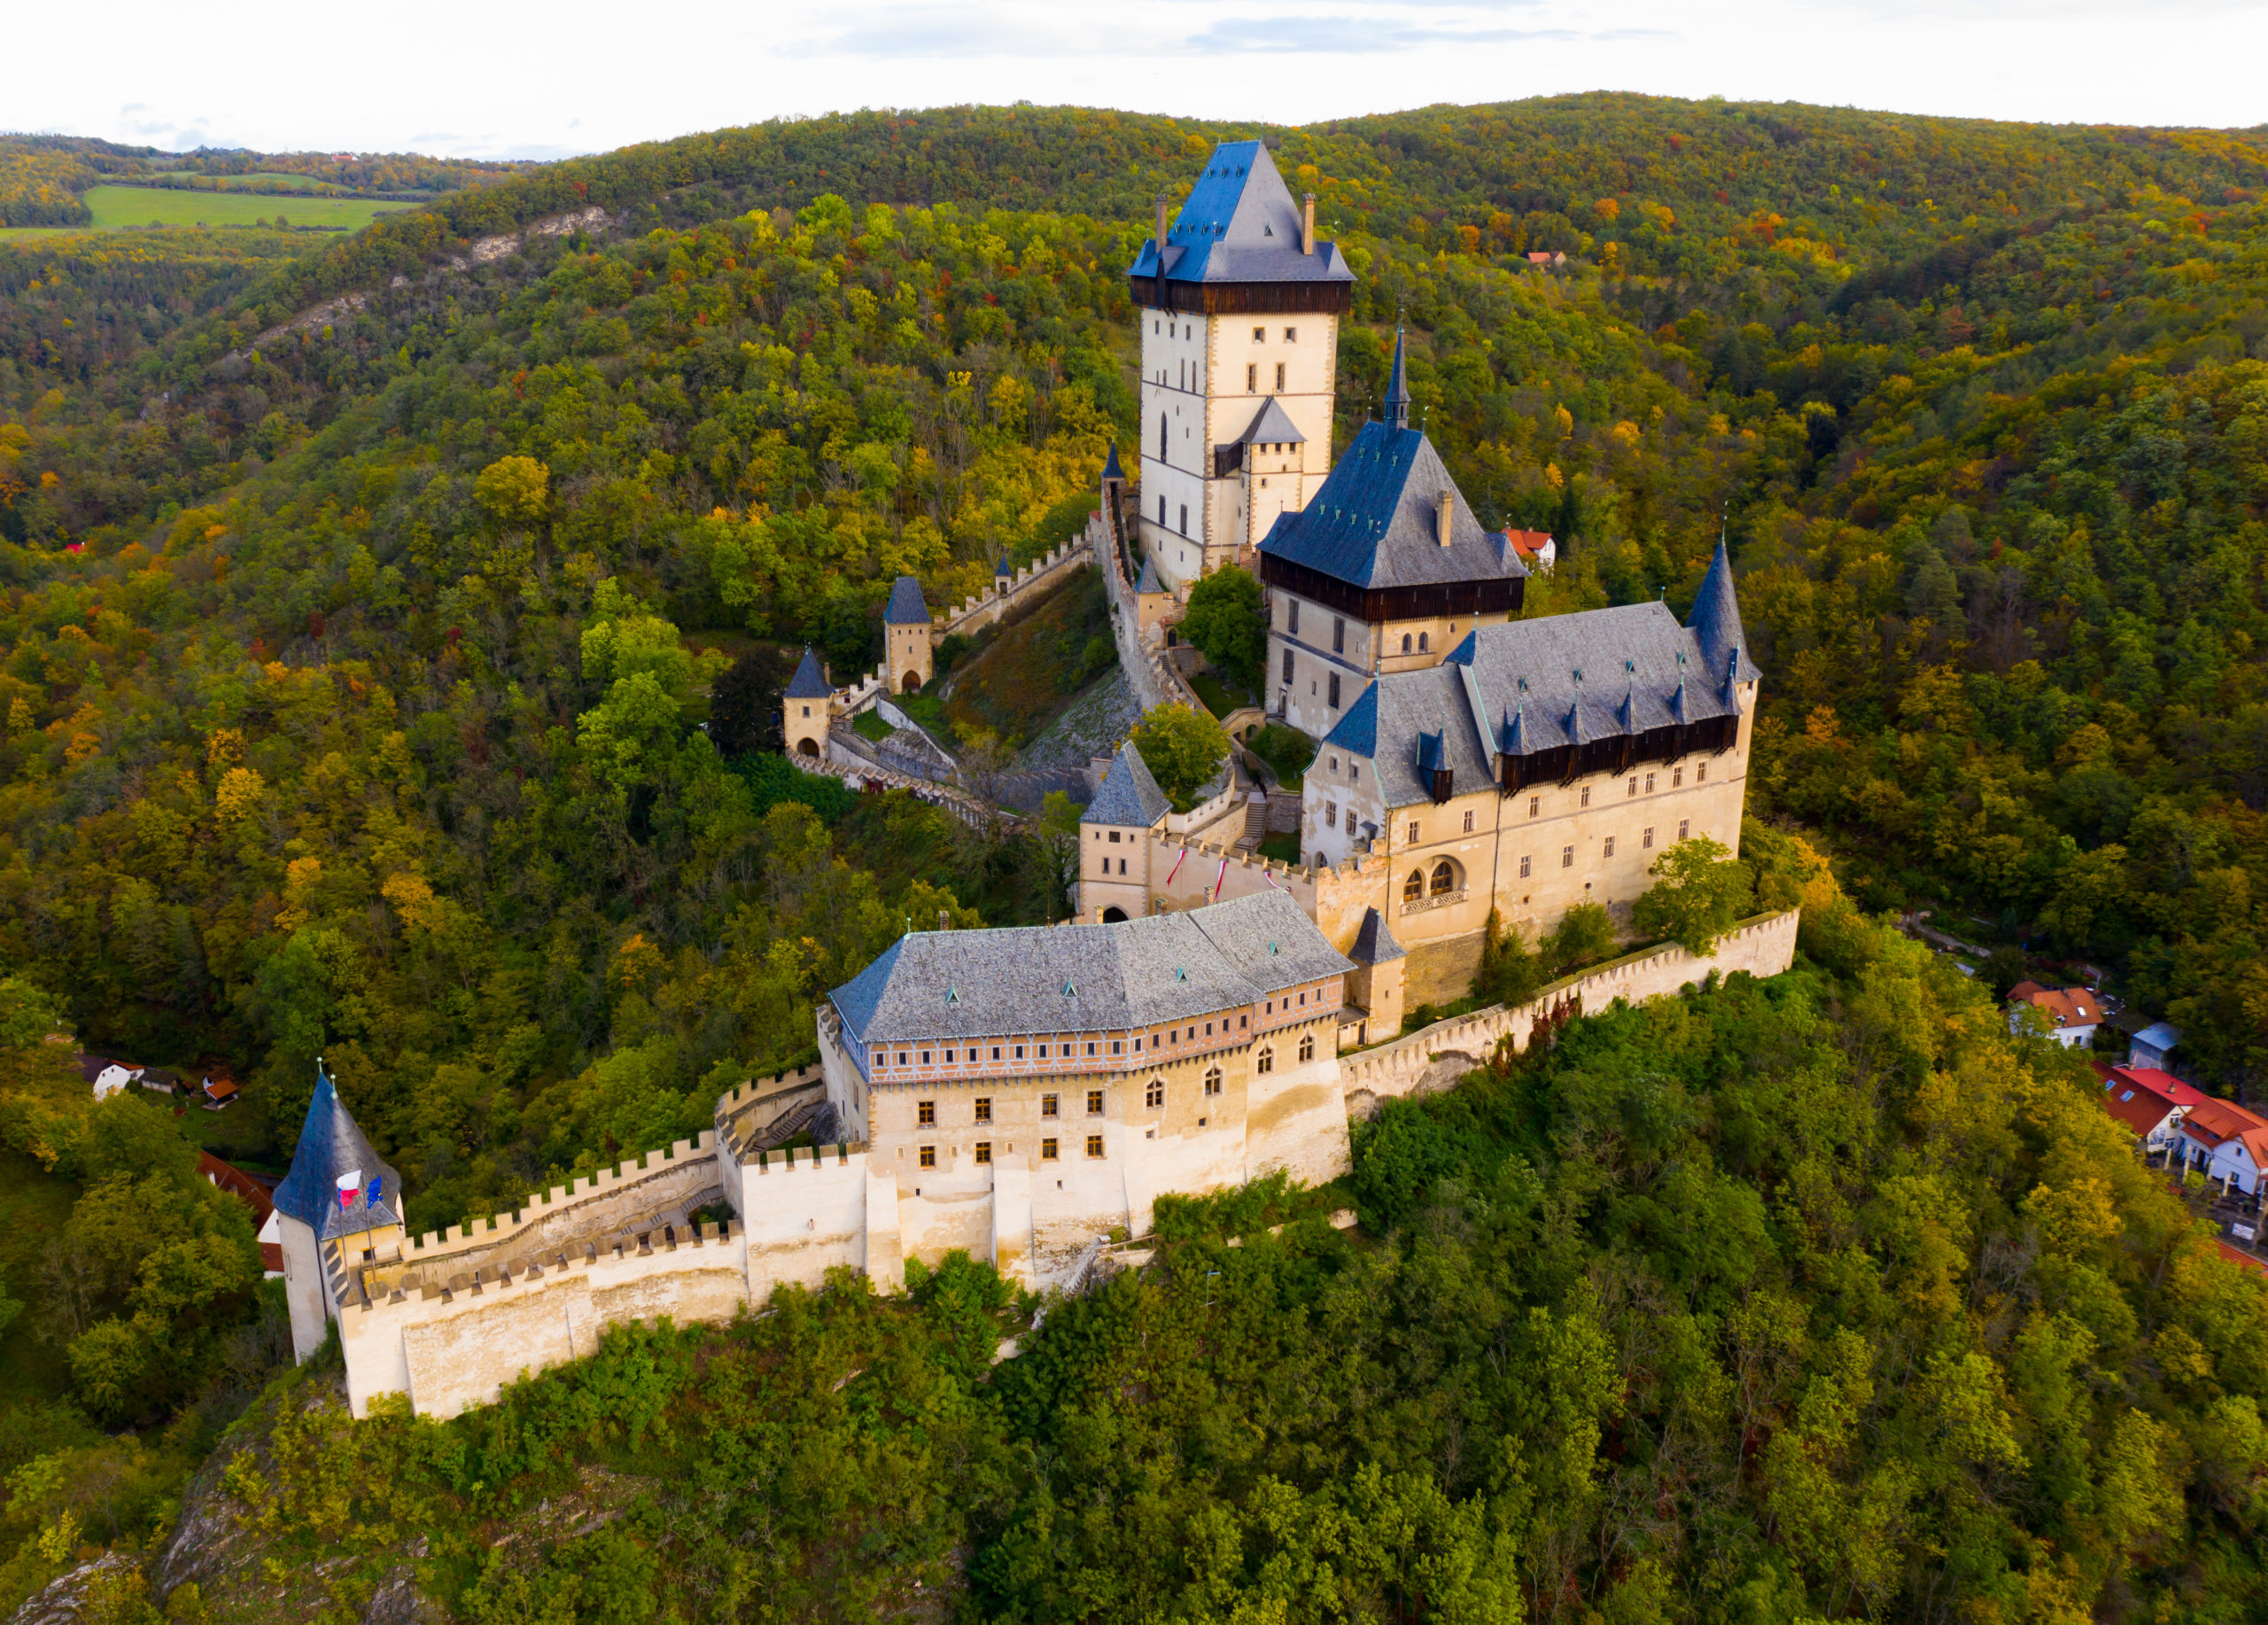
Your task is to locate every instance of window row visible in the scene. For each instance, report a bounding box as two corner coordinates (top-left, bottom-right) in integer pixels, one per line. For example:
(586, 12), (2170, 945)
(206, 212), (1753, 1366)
(917, 1137), (1107, 1166)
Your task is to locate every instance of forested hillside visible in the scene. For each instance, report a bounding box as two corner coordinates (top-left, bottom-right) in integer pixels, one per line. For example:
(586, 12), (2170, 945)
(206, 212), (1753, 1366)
(4, 95), (2268, 1621)
(16, 884), (2268, 1624)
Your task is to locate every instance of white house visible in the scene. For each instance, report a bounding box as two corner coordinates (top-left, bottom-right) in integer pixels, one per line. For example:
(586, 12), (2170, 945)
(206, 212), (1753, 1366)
(2175, 1096), (2268, 1197)
(2007, 982), (2101, 1049)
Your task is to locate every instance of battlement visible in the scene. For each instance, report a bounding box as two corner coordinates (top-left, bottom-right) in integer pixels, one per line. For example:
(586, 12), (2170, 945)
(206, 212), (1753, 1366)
(392, 1131), (719, 1267)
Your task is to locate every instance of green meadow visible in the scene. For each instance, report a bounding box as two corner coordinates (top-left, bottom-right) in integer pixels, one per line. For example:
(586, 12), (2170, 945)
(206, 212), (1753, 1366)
(0, 184), (415, 239)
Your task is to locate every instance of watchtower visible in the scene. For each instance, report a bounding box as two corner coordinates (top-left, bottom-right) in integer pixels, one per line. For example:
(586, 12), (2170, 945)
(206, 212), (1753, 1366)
(883, 576), (933, 694)
(783, 648), (833, 758)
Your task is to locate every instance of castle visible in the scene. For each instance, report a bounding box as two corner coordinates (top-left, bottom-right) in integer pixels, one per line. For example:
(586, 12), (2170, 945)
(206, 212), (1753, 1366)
(271, 141), (1784, 1421)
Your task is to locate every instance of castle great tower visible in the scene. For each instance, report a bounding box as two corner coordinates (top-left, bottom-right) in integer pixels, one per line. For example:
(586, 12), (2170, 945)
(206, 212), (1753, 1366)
(1128, 141), (1355, 593)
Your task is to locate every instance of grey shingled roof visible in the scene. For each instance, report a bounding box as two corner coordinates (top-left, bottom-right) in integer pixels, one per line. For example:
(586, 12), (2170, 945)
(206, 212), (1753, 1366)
(1239, 397), (1306, 447)
(784, 647), (832, 698)
(830, 890), (1350, 1046)
(1128, 141), (1356, 289)
(272, 1063), (402, 1242)
(883, 576), (931, 625)
(1084, 740), (1170, 828)
(1687, 538), (1762, 684)
(1135, 556), (1164, 595)
(1322, 601), (1746, 810)
(1349, 906), (1405, 965)
(1102, 442), (1124, 482)
(1259, 420), (1526, 593)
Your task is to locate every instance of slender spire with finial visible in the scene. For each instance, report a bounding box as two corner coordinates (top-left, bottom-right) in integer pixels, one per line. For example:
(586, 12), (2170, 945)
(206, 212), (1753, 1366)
(1385, 321), (1411, 432)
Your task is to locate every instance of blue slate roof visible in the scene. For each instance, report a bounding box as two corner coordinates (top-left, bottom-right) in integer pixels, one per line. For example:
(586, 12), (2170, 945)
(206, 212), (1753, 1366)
(1128, 141), (1356, 290)
(1084, 740), (1170, 828)
(883, 576), (931, 626)
(1260, 420), (1526, 593)
(1687, 538), (1762, 684)
(1135, 556), (1164, 595)
(1323, 681), (1379, 758)
(1324, 597), (1753, 810)
(1102, 442), (1123, 482)
(272, 1062), (402, 1242)
(784, 647), (832, 698)
(830, 890), (1350, 1046)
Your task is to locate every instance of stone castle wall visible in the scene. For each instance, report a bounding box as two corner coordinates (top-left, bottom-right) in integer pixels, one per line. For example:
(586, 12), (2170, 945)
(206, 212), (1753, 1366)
(1338, 910), (1801, 1116)
(330, 909), (1801, 1420)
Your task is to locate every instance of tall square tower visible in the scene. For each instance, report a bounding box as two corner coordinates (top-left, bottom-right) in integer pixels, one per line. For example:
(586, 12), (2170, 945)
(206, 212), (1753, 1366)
(1128, 141), (1356, 594)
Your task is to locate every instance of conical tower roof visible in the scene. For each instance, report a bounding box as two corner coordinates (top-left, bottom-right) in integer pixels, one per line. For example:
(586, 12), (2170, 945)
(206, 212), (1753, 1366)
(272, 1061), (402, 1241)
(1101, 442), (1123, 482)
(785, 646), (832, 699)
(1687, 537), (1761, 684)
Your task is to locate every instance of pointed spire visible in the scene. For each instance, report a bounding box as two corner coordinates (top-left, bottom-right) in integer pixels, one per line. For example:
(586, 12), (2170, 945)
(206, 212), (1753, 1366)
(1101, 441), (1123, 483)
(785, 646), (832, 698)
(1688, 533), (1759, 686)
(1567, 667), (1588, 746)
(1672, 651), (1689, 723)
(1385, 323), (1411, 432)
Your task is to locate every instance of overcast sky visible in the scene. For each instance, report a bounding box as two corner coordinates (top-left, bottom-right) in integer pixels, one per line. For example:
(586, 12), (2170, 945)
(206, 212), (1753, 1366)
(12, 0), (2268, 160)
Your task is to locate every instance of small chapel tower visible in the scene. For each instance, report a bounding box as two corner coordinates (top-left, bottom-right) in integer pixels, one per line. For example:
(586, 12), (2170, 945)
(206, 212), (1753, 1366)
(1129, 141), (1355, 593)
(783, 647), (834, 758)
(883, 575), (933, 694)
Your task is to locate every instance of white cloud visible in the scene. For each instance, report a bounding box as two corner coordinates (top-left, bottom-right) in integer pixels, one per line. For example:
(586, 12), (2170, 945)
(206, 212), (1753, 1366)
(5, 1), (2264, 162)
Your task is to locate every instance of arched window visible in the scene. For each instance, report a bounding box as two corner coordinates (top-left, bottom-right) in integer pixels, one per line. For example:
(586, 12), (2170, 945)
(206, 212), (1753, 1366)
(1430, 859), (1456, 896)
(1145, 1077), (1164, 1108)
(1418, 632), (1429, 651)
(1298, 1033), (1315, 1063)
(1402, 869), (1425, 903)
(1204, 1066), (1223, 1097)
(1401, 633), (1412, 653)
(1256, 1046), (1274, 1075)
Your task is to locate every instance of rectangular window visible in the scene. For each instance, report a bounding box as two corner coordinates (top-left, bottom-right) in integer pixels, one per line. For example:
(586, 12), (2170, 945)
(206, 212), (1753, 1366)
(1042, 1092), (1059, 1118)
(1408, 821), (1420, 844)
(919, 1145), (936, 1168)
(1674, 766), (1684, 787)
(1014, 1045), (1024, 1060)
(1325, 802), (1338, 828)
(1037, 1044), (1049, 1059)
(1085, 1042), (1096, 1056)
(1646, 772), (1656, 793)
(1628, 776), (1638, 797)
(1287, 601), (1300, 634)
(1643, 827), (1655, 849)
(1247, 363), (1258, 391)
(975, 1097), (992, 1124)
(944, 1049), (955, 1063)
(1604, 836), (1616, 858)
(1253, 325), (1265, 341)
(1119, 858), (1128, 875)
(1696, 762), (1707, 782)
(1282, 648), (1294, 682)
(1206, 1071), (1222, 1095)
(1561, 845), (1574, 868)
(1275, 362), (1285, 391)
(1679, 820), (1690, 840)
(1285, 326), (1297, 342)
(1086, 1089), (1104, 1116)
(920, 1050), (931, 1064)
(975, 1141), (991, 1165)
(1332, 617), (1345, 654)
(1042, 1137), (1059, 1161)
(1527, 796), (1540, 818)
(1328, 673), (1340, 708)
(918, 1100), (936, 1126)
(1580, 785), (1591, 807)
(1178, 504), (1188, 535)
(1145, 1078), (1163, 1108)
(1111, 1039), (1122, 1054)
(1463, 809), (1474, 834)
(989, 1047), (1000, 1062)
(1519, 854), (1531, 879)
(897, 1052), (908, 1066)
(1086, 1134), (1105, 1159)
(1108, 830), (1120, 843)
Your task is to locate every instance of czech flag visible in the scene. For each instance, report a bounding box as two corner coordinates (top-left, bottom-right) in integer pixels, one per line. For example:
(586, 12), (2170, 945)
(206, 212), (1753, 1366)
(336, 1169), (361, 1210)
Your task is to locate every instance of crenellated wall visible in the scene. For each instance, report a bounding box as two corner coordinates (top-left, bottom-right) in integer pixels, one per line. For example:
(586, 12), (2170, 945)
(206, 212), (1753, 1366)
(1337, 910), (1800, 1116)
(328, 907), (1800, 1419)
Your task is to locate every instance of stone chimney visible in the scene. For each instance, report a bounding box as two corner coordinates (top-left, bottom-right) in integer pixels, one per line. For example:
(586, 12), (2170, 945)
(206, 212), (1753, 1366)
(1155, 195), (1170, 253)
(938, 909), (951, 932)
(1301, 193), (1316, 256)
(1436, 491), (1453, 547)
